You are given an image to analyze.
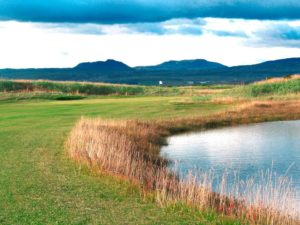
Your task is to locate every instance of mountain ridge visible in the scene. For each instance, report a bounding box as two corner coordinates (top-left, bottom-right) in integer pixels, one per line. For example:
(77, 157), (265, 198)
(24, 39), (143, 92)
(136, 59), (227, 71)
(74, 59), (132, 71)
(0, 57), (300, 85)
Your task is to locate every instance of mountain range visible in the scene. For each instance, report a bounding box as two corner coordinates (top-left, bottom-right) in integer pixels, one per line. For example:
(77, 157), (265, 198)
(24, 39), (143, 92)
(135, 59), (226, 71)
(1, 58), (300, 85)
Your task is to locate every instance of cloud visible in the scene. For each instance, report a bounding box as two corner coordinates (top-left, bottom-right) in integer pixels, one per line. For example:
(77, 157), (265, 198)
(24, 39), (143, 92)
(2, 18), (300, 69)
(252, 23), (300, 47)
(35, 23), (105, 35)
(210, 30), (248, 38)
(30, 18), (205, 36)
(176, 26), (203, 35)
(255, 24), (300, 40)
(1, 0), (300, 24)
(125, 23), (168, 35)
(199, 18), (300, 47)
(124, 19), (205, 35)
(61, 51), (69, 56)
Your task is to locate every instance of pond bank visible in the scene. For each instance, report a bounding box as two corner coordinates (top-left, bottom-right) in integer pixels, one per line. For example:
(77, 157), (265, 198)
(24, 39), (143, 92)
(67, 100), (300, 225)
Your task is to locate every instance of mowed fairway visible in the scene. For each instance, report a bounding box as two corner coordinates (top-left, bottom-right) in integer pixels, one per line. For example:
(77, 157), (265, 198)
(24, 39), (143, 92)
(0, 96), (238, 225)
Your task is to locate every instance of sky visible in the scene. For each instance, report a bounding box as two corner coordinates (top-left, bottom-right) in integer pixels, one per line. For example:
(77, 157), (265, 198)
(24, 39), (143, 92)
(0, 0), (300, 68)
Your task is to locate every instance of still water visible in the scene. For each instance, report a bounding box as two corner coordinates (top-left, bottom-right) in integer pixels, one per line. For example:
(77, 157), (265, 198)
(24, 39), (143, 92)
(161, 120), (300, 189)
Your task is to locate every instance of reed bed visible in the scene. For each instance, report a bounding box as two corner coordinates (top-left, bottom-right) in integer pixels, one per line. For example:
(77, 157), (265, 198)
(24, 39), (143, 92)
(67, 100), (300, 225)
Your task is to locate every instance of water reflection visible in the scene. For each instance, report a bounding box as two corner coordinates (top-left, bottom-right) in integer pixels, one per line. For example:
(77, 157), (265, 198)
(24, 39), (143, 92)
(161, 120), (300, 188)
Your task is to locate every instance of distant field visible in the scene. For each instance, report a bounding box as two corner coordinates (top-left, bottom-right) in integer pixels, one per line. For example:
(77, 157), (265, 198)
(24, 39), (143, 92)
(0, 79), (147, 96)
(0, 79), (237, 98)
(1, 77), (299, 99)
(1, 77), (300, 224)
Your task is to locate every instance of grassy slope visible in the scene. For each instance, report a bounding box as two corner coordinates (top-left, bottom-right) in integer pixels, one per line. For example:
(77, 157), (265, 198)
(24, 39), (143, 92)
(0, 96), (240, 225)
(225, 78), (300, 98)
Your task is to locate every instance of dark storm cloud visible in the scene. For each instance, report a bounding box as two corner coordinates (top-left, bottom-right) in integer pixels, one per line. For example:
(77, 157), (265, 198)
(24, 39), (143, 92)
(1, 0), (300, 24)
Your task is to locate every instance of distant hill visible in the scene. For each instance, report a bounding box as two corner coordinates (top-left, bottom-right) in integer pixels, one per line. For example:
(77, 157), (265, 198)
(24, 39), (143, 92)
(137, 59), (227, 71)
(232, 58), (300, 71)
(74, 59), (132, 71)
(223, 58), (300, 82)
(0, 58), (300, 85)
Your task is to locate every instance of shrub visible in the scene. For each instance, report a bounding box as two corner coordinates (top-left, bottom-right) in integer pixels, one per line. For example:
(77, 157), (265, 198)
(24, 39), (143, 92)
(0, 80), (146, 96)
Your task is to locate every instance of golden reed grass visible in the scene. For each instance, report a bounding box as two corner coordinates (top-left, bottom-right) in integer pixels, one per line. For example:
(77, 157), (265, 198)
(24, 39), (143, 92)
(254, 74), (300, 85)
(67, 100), (300, 225)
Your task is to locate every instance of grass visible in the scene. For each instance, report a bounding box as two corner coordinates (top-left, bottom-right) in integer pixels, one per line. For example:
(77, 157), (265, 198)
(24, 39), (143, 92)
(0, 95), (239, 224)
(1, 77), (300, 224)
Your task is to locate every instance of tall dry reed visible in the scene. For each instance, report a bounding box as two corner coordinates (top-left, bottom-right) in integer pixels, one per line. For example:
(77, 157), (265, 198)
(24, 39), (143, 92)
(67, 111), (300, 224)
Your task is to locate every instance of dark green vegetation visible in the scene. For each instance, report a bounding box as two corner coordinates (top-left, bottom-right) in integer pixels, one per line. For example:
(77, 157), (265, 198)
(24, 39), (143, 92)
(0, 80), (145, 96)
(244, 79), (300, 96)
(0, 79), (236, 97)
(1, 58), (300, 85)
(227, 77), (300, 98)
(0, 92), (85, 101)
(74, 59), (133, 71)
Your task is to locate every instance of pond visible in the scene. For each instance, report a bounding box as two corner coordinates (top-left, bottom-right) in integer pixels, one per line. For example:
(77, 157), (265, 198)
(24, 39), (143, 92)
(161, 120), (300, 194)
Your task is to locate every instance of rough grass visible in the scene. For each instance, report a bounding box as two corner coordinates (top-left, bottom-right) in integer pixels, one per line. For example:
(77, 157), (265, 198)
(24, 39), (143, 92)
(254, 74), (300, 84)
